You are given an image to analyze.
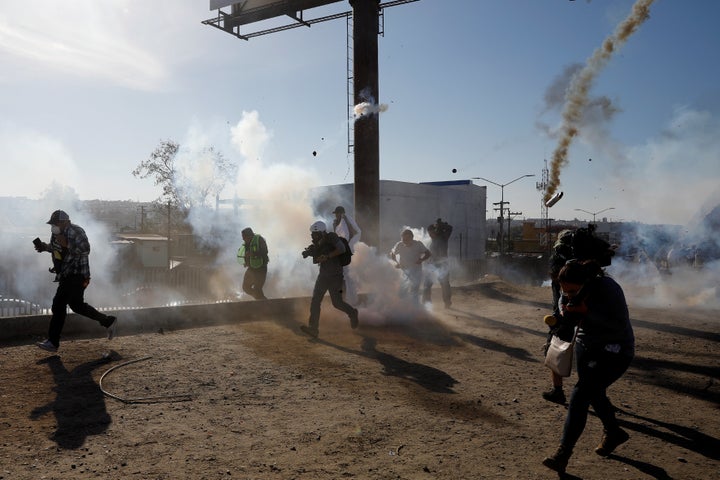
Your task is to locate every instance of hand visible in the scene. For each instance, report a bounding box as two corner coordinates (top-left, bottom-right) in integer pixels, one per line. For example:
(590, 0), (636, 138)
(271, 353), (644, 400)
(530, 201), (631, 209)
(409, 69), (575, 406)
(561, 301), (587, 315)
(82, 278), (91, 288)
(34, 242), (48, 253)
(318, 254), (328, 263)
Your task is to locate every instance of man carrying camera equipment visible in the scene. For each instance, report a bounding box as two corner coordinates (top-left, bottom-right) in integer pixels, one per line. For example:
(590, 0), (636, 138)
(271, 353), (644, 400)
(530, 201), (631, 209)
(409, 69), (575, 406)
(238, 227), (269, 300)
(33, 210), (117, 353)
(300, 221), (359, 338)
(422, 218), (453, 308)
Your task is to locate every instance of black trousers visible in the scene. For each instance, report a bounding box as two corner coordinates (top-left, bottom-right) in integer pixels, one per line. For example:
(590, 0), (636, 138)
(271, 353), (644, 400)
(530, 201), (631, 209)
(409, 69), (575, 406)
(308, 273), (356, 330)
(48, 275), (112, 346)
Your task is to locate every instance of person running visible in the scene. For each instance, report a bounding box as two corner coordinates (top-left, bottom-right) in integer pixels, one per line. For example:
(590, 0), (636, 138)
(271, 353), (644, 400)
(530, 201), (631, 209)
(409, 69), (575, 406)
(542, 259), (634, 475)
(238, 227), (269, 300)
(422, 218), (453, 308)
(390, 229), (431, 303)
(300, 221), (359, 338)
(34, 210), (117, 353)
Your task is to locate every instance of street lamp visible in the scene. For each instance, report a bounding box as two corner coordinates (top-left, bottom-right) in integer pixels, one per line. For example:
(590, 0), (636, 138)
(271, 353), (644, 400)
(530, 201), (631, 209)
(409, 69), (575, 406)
(574, 207), (615, 223)
(472, 174), (535, 255)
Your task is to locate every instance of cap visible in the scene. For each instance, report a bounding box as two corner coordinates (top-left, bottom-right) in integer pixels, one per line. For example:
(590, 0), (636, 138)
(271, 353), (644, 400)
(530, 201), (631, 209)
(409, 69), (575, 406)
(332, 206), (345, 214)
(310, 221), (327, 233)
(46, 210), (70, 224)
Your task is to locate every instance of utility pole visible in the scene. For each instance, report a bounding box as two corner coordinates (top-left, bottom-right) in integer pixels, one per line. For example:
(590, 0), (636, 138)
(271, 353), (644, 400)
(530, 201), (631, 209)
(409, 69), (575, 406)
(167, 201), (172, 270)
(492, 200), (508, 254)
(350, 0), (380, 248)
(474, 174), (534, 255)
(507, 211), (522, 253)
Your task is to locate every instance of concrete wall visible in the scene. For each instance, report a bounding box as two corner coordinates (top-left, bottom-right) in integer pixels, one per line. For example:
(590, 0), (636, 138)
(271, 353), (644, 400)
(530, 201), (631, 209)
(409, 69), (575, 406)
(0, 297), (313, 344)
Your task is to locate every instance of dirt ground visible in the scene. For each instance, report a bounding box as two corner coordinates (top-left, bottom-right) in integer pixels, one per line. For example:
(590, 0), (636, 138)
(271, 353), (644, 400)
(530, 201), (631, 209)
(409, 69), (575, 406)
(1, 277), (718, 480)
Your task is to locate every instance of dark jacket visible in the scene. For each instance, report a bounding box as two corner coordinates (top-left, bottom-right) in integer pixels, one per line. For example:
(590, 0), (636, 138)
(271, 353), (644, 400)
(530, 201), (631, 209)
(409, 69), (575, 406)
(576, 276), (635, 356)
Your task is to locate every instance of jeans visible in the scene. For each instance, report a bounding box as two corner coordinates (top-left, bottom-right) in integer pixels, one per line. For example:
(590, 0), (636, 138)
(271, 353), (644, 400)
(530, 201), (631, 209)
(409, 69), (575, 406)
(561, 341), (633, 450)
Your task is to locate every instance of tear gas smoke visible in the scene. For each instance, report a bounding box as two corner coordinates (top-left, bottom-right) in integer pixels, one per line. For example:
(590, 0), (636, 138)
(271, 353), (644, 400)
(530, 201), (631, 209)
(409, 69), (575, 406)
(353, 87), (388, 119)
(354, 101), (388, 119)
(544, 0), (655, 203)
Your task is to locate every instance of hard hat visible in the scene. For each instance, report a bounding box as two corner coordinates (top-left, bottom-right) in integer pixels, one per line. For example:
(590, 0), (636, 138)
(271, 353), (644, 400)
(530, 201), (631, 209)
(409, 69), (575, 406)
(310, 221), (326, 233)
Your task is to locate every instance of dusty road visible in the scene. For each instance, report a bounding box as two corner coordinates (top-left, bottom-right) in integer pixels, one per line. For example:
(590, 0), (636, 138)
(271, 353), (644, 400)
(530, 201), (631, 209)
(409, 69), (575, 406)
(1, 277), (718, 479)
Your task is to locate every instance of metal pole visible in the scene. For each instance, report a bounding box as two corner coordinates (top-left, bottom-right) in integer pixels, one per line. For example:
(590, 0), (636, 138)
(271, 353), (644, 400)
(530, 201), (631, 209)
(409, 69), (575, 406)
(350, 0), (380, 249)
(499, 186), (504, 255)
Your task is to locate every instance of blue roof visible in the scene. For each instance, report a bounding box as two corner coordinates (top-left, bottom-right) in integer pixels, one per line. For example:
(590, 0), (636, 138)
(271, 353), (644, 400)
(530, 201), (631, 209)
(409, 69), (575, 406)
(420, 180), (473, 186)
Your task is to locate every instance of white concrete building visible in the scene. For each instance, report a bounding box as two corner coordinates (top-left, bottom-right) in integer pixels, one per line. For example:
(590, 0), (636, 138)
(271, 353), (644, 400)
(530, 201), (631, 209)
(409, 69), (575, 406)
(314, 180), (487, 260)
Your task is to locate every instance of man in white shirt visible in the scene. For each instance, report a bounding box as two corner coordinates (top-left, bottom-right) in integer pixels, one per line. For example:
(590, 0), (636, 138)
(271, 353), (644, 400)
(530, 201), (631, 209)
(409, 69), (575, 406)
(332, 205), (362, 305)
(390, 229), (431, 303)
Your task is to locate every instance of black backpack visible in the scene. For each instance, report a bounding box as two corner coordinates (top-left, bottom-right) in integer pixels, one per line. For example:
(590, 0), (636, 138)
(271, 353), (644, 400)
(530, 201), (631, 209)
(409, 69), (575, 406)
(338, 236), (353, 266)
(571, 227), (614, 267)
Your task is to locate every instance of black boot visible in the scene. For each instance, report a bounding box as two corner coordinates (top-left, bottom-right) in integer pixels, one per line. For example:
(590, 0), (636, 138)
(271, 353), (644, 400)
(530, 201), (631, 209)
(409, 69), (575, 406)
(542, 386), (566, 405)
(542, 445), (572, 474)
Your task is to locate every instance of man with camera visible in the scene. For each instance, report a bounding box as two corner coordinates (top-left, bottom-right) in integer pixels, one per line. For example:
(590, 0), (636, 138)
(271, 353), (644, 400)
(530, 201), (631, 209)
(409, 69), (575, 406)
(300, 221), (359, 338)
(33, 210), (117, 353)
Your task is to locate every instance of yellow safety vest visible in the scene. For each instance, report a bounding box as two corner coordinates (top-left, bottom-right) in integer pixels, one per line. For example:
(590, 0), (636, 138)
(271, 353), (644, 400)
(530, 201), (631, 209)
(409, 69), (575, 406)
(237, 235), (265, 269)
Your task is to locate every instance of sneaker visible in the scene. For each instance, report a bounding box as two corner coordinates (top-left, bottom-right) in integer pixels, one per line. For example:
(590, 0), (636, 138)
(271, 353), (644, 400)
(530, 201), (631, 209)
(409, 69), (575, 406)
(300, 325), (319, 338)
(36, 339), (58, 353)
(105, 316), (117, 340)
(349, 309), (359, 329)
(542, 388), (566, 405)
(595, 428), (629, 456)
(542, 445), (572, 474)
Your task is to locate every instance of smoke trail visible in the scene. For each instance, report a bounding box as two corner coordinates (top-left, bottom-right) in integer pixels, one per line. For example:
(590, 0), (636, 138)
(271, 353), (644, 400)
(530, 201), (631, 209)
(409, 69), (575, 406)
(544, 0), (655, 202)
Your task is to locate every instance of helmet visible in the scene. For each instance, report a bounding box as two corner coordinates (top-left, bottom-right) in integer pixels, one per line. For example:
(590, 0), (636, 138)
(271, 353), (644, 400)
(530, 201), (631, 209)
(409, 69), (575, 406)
(310, 221), (326, 233)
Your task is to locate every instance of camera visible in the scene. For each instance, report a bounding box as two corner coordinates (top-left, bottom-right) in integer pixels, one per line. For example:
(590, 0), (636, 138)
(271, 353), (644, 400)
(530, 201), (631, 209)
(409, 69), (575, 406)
(302, 244), (319, 260)
(431, 218), (452, 238)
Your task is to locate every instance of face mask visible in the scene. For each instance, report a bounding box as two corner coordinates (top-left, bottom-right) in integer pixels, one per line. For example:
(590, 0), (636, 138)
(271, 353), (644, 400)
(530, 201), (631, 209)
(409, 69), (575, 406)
(51, 225), (61, 235)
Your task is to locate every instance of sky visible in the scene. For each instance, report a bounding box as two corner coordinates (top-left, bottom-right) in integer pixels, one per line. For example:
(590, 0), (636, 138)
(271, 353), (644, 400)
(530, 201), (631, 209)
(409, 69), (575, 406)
(2, 0), (720, 226)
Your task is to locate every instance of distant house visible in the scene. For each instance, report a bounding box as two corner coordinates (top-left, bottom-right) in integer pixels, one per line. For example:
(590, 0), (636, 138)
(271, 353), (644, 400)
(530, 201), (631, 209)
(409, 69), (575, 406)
(113, 233), (168, 268)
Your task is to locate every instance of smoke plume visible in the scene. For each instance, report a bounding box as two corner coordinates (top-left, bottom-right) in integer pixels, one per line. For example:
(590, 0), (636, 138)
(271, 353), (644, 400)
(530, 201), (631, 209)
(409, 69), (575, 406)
(353, 87), (388, 119)
(544, 0), (655, 202)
